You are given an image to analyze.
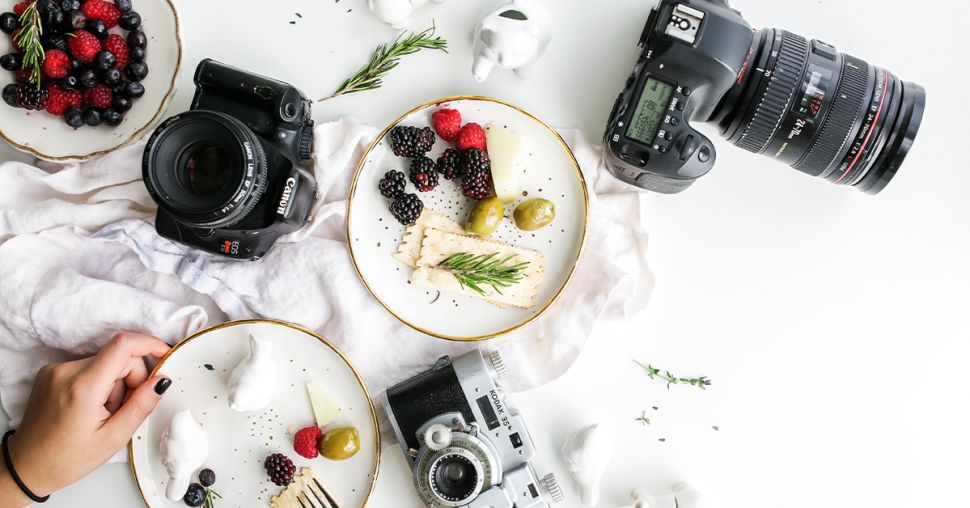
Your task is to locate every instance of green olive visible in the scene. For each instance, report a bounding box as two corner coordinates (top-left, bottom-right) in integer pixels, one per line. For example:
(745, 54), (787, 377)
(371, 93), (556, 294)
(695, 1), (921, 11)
(319, 427), (360, 460)
(513, 198), (556, 231)
(465, 197), (505, 237)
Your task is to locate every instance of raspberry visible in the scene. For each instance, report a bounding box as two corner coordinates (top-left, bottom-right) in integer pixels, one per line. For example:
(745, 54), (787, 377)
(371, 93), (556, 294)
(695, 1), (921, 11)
(82, 0), (121, 28)
(431, 108), (462, 142)
(293, 426), (322, 459)
(43, 84), (81, 115)
(42, 49), (71, 79)
(104, 34), (128, 69)
(13, 2), (27, 16)
(388, 126), (435, 158)
(456, 123), (487, 152)
(83, 84), (112, 109)
(378, 170), (407, 199)
(390, 193), (424, 226)
(459, 149), (493, 200)
(264, 453), (296, 486)
(68, 30), (102, 64)
(409, 157), (439, 192)
(436, 148), (462, 180)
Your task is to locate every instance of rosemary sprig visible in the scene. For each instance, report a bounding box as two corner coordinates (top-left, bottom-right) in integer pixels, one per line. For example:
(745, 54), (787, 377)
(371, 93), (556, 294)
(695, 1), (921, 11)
(437, 252), (530, 296)
(635, 411), (650, 426)
(15, 1), (44, 89)
(320, 24), (447, 101)
(203, 488), (221, 508)
(634, 360), (712, 390)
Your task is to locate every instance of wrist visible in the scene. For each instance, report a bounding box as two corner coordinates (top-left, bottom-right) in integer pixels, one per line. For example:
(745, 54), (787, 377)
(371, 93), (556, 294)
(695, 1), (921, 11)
(0, 445), (31, 508)
(3, 431), (53, 505)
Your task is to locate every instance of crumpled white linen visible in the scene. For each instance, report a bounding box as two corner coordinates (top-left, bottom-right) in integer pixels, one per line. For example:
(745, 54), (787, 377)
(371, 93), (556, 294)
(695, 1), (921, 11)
(0, 118), (653, 444)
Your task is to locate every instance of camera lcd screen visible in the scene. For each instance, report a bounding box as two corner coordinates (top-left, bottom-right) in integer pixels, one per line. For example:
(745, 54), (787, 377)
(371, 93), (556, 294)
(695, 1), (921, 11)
(626, 78), (675, 144)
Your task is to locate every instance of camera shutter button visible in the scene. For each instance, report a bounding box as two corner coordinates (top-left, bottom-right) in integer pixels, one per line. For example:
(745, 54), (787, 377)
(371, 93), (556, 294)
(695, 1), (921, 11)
(423, 424), (453, 451)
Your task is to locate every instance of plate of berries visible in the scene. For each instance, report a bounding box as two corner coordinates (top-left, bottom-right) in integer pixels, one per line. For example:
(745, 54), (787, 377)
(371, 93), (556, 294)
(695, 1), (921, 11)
(347, 96), (589, 341)
(0, 0), (182, 161)
(129, 319), (380, 508)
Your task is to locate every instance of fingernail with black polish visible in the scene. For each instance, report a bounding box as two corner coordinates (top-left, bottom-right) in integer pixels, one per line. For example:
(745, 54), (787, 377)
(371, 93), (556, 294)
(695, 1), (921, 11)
(154, 378), (172, 395)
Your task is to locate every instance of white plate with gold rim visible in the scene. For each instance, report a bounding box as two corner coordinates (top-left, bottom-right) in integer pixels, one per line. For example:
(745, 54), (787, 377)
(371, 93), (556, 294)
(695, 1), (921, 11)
(0, 0), (182, 161)
(129, 320), (379, 508)
(347, 96), (589, 341)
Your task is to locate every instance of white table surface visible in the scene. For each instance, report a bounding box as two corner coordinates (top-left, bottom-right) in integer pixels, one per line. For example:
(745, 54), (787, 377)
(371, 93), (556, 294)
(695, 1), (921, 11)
(2, 0), (969, 507)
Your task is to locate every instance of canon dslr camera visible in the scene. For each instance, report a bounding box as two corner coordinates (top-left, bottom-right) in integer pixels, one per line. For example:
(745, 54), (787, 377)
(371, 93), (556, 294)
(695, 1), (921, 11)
(143, 59), (316, 260)
(383, 350), (563, 508)
(604, 0), (925, 194)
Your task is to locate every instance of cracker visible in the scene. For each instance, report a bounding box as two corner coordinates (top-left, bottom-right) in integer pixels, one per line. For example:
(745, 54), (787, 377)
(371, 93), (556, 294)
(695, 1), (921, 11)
(270, 468), (339, 508)
(393, 209), (464, 268)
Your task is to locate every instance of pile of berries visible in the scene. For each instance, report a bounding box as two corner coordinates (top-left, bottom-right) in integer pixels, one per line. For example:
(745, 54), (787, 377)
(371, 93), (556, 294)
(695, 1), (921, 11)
(378, 169), (423, 225)
(182, 467), (219, 507)
(432, 108), (493, 200)
(0, 0), (149, 128)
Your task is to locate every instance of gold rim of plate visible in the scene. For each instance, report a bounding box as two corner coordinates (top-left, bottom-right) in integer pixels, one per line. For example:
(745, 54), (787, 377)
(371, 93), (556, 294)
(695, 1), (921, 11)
(127, 319), (381, 508)
(347, 95), (590, 342)
(0, 0), (183, 162)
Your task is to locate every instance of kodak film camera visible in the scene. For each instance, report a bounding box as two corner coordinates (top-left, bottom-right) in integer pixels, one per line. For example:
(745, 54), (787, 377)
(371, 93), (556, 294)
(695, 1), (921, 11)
(604, 0), (925, 194)
(142, 59), (316, 260)
(383, 350), (564, 508)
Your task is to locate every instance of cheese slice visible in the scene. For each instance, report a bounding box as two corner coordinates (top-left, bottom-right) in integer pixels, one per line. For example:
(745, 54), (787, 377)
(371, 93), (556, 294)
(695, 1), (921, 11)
(411, 229), (546, 308)
(306, 381), (342, 428)
(393, 209), (465, 268)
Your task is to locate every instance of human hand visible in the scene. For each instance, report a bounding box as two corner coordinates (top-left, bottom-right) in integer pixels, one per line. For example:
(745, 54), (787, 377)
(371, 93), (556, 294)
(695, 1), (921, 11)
(0, 332), (171, 507)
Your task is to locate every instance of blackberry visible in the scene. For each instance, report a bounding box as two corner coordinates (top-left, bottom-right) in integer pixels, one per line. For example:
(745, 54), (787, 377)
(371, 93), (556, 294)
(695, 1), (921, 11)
(264, 453), (296, 486)
(436, 148), (462, 180)
(16, 85), (49, 111)
(459, 149), (493, 200)
(2, 83), (18, 107)
(198, 468), (216, 488)
(409, 156), (439, 192)
(183, 483), (205, 507)
(388, 125), (435, 158)
(390, 193), (424, 226)
(378, 170), (407, 199)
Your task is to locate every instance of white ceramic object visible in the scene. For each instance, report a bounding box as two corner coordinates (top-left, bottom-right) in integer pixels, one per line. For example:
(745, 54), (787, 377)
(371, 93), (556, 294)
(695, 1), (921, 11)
(0, 0), (182, 161)
(621, 484), (705, 508)
(472, 0), (553, 82)
(367, 0), (445, 29)
(227, 334), (278, 412)
(130, 320), (380, 507)
(159, 410), (209, 501)
(562, 423), (613, 507)
(347, 96), (588, 341)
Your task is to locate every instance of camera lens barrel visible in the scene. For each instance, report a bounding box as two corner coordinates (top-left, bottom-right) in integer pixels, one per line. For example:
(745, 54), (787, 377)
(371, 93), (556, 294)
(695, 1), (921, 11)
(715, 28), (925, 194)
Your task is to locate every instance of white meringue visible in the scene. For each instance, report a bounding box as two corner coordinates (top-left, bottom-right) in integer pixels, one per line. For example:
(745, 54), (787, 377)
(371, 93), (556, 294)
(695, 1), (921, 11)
(228, 334), (278, 412)
(159, 410), (209, 502)
(562, 423), (613, 507)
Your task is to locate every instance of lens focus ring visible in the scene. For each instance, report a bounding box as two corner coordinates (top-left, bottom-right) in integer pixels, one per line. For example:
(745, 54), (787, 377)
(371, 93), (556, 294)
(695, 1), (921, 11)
(736, 31), (809, 154)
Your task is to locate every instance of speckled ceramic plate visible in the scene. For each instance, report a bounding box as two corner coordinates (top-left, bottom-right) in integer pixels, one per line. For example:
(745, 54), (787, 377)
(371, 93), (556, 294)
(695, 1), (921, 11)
(347, 96), (589, 341)
(129, 320), (379, 508)
(0, 0), (182, 161)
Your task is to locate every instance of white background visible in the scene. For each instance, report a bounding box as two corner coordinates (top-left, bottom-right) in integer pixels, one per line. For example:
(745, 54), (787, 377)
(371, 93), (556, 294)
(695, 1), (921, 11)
(2, 0), (970, 507)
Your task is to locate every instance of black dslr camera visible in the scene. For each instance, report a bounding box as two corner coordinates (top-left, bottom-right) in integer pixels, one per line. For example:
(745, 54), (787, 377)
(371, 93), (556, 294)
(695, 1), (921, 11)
(142, 59), (316, 260)
(604, 0), (925, 194)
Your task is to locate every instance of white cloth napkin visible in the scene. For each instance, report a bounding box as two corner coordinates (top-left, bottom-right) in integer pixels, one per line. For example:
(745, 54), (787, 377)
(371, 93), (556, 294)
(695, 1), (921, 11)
(0, 118), (653, 437)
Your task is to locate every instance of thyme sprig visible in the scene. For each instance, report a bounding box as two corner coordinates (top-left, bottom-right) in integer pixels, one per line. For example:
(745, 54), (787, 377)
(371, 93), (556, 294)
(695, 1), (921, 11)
(15, 1), (44, 89)
(438, 252), (529, 296)
(321, 24), (447, 101)
(635, 360), (712, 390)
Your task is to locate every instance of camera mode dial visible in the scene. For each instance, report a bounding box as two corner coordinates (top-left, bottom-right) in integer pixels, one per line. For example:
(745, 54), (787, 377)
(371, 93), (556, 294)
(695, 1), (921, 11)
(487, 350), (508, 379)
(423, 424), (453, 451)
(543, 473), (564, 503)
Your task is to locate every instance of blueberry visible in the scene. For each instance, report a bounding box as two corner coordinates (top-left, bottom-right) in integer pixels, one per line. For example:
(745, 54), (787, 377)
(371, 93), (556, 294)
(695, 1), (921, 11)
(60, 75), (79, 90)
(43, 34), (68, 52)
(127, 30), (147, 49)
(129, 46), (145, 63)
(0, 53), (22, 71)
(0, 12), (19, 34)
(115, 0), (132, 11)
(70, 58), (81, 70)
(94, 50), (116, 70)
(76, 68), (98, 88)
(100, 67), (121, 85)
(183, 483), (205, 507)
(124, 81), (144, 98)
(2, 83), (18, 107)
(44, 8), (65, 30)
(83, 108), (102, 126)
(103, 108), (123, 126)
(85, 19), (108, 39)
(112, 95), (132, 112)
(36, 0), (57, 13)
(124, 62), (148, 81)
(64, 106), (84, 128)
(111, 82), (125, 95)
(60, 0), (81, 10)
(67, 9), (85, 29)
(198, 469), (215, 487)
(118, 11), (140, 30)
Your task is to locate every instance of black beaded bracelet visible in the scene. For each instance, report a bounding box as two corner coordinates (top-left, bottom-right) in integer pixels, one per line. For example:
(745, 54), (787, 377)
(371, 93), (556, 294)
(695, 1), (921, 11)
(2, 430), (50, 503)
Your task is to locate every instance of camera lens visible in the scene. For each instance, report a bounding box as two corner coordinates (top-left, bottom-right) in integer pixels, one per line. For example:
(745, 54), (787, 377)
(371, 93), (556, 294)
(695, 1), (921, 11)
(143, 110), (267, 228)
(429, 454), (480, 503)
(713, 28), (925, 194)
